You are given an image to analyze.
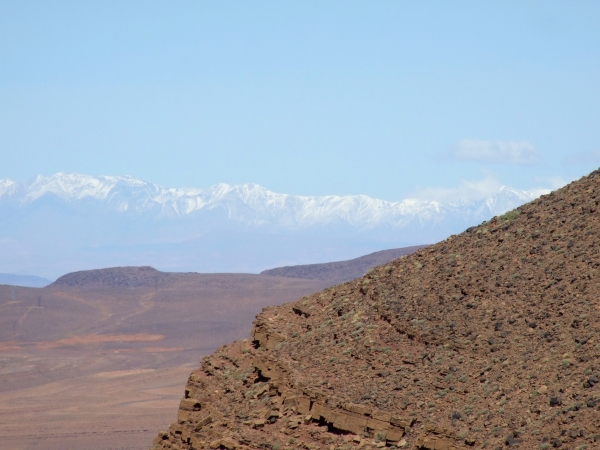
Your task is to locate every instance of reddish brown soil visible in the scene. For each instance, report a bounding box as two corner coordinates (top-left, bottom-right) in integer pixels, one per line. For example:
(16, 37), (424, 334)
(152, 170), (600, 450)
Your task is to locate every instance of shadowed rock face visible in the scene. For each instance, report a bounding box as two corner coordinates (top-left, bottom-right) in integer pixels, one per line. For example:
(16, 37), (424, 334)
(151, 170), (600, 450)
(260, 246), (427, 284)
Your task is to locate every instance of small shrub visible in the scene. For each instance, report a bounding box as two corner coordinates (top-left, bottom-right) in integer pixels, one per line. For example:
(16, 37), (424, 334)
(375, 432), (387, 442)
(499, 209), (521, 221)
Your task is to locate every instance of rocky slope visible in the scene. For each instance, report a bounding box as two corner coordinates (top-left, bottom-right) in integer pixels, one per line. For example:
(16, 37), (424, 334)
(151, 171), (600, 450)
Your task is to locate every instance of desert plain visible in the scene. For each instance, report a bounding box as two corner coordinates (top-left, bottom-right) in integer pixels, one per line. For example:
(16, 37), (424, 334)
(0, 268), (331, 449)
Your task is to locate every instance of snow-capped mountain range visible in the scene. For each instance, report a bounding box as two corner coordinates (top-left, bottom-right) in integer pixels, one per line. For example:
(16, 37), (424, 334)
(0, 173), (550, 279)
(0, 172), (547, 229)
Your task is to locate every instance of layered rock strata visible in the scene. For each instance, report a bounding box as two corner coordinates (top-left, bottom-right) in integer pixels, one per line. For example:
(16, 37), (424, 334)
(152, 171), (600, 449)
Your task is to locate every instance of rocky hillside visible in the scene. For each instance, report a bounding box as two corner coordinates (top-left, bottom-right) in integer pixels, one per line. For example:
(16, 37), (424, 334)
(261, 246), (427, 284)
(151, 171), (600, 450)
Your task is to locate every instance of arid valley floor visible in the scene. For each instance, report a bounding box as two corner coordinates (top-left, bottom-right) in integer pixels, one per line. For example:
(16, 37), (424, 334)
(0, 249), (420, 449)
(0, 269), (330, 449)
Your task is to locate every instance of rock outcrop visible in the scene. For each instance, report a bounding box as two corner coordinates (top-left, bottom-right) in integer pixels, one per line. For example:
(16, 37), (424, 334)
(151, 170), (600, 449)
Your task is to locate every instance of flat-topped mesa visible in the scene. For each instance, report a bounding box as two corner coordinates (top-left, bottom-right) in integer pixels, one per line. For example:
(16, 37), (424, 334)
(50, 266), (170, 288)
(152, 169), (600, 450)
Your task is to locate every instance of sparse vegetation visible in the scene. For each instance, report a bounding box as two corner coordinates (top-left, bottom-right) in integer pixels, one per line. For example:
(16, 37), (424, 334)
(498, 208), (521, 221)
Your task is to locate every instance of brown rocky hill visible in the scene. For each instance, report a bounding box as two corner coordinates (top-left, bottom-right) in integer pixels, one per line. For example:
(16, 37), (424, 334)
(261, 246), (426, 284)
(50, 265), (173, 288)
(151, 170), (600, 450)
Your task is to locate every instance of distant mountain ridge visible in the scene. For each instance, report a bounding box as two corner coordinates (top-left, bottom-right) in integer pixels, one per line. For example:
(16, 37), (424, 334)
(45, 245), (425, 290)
(0, 173), (549, 278)
(261, 245), (426, 284)
(0, 172), (547, 229)
(0, 273), (52, 288)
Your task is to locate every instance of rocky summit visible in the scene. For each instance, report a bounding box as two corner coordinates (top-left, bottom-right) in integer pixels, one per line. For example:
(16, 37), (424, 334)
(151, 171), (600, 450)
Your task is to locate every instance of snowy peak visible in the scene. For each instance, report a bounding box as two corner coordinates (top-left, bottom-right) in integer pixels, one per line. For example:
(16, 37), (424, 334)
(0, 172), (549, 229)
(0, 178), (16, 195)
(0, 172), (555, 278)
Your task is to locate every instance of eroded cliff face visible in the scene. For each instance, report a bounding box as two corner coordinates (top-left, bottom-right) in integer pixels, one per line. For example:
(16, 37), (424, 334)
(152, 171), (600, 450)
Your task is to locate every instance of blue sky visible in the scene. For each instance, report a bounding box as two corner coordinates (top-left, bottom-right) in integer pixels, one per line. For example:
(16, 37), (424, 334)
(1, 1), (599, 201)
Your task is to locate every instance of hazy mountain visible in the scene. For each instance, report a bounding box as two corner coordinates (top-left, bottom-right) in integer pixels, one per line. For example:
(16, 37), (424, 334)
(0, 173), (548, 278)
(0, 273), (52, 288)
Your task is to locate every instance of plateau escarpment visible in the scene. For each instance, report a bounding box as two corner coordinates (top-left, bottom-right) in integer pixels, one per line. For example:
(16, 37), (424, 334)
(152, 171), (600, 450)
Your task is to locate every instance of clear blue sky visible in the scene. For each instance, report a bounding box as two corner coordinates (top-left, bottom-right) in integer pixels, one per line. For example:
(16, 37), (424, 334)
(1, 1), (599, 200)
